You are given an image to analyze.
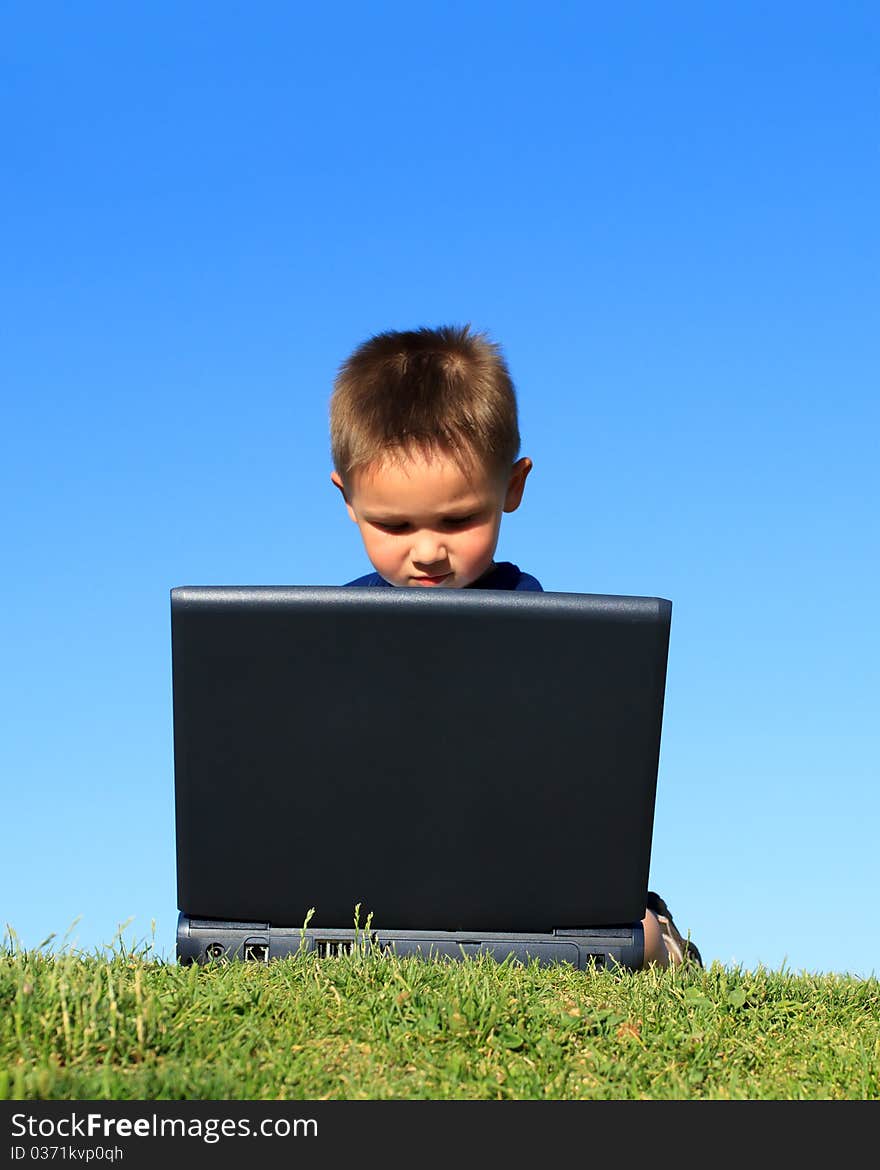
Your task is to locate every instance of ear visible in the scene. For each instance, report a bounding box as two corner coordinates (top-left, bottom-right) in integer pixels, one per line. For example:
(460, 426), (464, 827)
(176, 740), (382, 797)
(330, 470), (358, 523)
(502, 457), (533, 513)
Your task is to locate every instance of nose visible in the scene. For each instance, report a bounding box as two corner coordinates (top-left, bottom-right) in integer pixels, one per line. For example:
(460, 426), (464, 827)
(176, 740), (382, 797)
(411, 530), (448, 567)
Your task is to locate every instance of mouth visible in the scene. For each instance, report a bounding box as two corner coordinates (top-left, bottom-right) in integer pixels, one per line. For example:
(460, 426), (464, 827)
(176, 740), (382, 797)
(411, 574), (451, 586)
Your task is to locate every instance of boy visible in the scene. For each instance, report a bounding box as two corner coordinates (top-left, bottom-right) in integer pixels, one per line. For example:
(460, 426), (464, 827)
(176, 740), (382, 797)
(329, 324), (539, 592)
(329, 324), (700, 968)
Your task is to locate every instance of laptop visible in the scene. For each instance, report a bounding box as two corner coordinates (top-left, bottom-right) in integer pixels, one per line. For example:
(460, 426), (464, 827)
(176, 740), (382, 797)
(171, 586), (672, 970)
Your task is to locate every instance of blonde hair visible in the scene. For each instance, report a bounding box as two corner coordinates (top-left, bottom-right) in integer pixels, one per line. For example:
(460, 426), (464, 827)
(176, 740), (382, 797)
(330, 325), (521, 483)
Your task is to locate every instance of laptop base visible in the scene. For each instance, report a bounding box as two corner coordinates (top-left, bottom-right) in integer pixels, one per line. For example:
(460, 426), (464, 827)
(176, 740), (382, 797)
(176, 913), (645, 971)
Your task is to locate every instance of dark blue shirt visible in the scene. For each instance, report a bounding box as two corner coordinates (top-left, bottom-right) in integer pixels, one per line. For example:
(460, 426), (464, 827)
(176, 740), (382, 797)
(343, 561), (543, 591)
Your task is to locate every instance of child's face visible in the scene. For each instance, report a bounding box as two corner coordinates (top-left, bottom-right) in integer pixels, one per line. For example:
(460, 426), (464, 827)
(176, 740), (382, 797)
(331, 449), (531, 588)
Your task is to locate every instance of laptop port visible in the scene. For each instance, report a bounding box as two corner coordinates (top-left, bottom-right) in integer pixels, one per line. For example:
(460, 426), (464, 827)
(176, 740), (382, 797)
(205, 942), (225, 961)
(315, 940), (352, 958)
(314, 938), (376, 957)
(244, 941), (269, 963)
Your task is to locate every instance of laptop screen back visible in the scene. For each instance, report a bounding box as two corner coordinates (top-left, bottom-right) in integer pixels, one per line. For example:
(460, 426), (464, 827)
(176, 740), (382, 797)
(171, 587), (671, 932)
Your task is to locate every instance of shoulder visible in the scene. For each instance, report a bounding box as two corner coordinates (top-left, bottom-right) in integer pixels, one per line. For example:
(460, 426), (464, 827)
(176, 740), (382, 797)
(513, 568), (544, 592)
(342, 572), (393, 587)
(471, 562), (544, 591)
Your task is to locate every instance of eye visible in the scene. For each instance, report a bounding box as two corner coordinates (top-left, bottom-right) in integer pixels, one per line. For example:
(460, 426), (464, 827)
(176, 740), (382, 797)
(443, 515), (476, 527)
(372, 521), (409, 533)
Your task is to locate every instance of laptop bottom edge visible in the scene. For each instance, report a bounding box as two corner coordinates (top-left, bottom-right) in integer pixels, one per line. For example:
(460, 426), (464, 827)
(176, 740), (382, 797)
(176, 912), (645, 971)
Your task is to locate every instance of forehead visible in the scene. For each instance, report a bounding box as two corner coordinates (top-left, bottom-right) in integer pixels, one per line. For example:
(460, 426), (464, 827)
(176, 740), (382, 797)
(350, 451), (501, 512)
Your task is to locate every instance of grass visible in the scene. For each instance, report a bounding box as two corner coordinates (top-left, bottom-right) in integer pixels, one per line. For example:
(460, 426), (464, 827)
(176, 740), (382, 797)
(2, 925), (878, 1100)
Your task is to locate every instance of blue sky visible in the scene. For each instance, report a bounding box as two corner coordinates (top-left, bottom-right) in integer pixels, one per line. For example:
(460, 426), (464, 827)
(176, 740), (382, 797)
(2, 2), (878, 978)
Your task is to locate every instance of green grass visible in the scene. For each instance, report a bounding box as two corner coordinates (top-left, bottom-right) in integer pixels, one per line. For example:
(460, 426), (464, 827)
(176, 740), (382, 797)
(2, 928), (878, 1100)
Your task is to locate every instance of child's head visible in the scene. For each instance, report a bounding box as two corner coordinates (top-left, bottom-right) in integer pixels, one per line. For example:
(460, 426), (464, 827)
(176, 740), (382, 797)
(330, 324), (532, 587)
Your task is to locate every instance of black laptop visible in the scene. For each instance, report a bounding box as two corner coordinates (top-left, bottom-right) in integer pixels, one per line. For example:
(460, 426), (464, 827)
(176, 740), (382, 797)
(171, 586), (672, 970)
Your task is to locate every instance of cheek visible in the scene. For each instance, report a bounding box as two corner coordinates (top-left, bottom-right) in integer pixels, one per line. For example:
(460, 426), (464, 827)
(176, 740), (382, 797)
(361, 528), (399, 564)
(458, 523), (498, 561)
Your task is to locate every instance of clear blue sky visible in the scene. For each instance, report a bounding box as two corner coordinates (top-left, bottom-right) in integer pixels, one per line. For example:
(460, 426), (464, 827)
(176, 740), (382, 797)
(3, 2), (877, 978)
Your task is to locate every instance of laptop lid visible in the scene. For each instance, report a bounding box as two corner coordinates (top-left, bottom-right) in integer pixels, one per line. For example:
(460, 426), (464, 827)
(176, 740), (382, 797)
(171, 586), (672, 933)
